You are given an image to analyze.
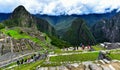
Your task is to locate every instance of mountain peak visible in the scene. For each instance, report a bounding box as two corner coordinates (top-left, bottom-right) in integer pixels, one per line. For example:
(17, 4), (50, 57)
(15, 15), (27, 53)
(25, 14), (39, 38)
(11, 5), (29, 19)
(14, 5), (26, 11)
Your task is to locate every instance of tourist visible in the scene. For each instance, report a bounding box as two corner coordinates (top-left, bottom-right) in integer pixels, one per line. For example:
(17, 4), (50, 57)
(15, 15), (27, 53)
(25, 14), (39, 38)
(17, 60), (20, 65)
(87, 45), (91, 50)
(82, 45), (85, 50)
(24, 59), (27, 63)
(20, 59), (24, 64)
(80, 43), (82, 47)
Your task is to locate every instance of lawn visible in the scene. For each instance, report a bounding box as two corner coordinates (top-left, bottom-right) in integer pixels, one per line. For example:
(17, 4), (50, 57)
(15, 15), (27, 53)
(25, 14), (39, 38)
(109, 53), (120, 60)
(108, 49), (120, 60)
(50, 52), (99, 63)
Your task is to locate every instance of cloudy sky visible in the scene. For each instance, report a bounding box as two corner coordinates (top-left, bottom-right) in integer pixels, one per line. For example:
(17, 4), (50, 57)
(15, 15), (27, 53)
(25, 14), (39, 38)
(0, 0), (120, 15)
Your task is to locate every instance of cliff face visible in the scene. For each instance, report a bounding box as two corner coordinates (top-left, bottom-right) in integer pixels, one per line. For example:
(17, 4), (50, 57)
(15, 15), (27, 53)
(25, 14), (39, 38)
(62, 18), (96, 46)
(92, 12), (120, 43)
(3, 5), (55, 36)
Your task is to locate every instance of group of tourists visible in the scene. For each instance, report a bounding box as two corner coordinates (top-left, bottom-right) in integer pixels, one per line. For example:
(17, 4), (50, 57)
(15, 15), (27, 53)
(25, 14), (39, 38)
(16, 50), (49, 65)
(80, 43), (92, 50)
(16, 54), (41, 65)
(81, 45), (91, 50)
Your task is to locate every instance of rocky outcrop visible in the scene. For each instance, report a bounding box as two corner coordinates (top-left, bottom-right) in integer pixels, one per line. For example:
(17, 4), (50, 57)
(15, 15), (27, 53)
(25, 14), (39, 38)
(101, 42), (120, 49)
(92, 12), (120, 43)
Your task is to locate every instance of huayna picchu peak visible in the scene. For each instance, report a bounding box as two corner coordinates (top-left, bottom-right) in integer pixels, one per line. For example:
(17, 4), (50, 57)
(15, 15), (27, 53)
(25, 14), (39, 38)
(11, 5), (29, 19)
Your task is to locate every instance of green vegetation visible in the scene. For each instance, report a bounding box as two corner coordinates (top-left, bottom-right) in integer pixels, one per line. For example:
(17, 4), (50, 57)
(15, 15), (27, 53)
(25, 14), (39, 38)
(62, 18), (96, 46)
(0, 23), (4, 29)
(16, 60), (44, 70)
(108, 49), (120, 60)
(109, 53), (120, 60)
(41, 62), (62, 67)
(3, 29), (30, 39)
(4, 62), (16, 68)
(3, 60), (44, 70)
(3, 18), (23, 27)
(50, 52), (99, 63)
(50, 36), (71, 48)
(92, 44), (105, 51)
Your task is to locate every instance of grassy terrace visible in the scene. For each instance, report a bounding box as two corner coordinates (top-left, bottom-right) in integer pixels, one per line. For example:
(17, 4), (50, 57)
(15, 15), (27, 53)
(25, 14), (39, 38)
(43, 49), (120, 66)
(108, 49), (120, 60)
(50, 52), (99, 63)
(52, 49), (120, 62)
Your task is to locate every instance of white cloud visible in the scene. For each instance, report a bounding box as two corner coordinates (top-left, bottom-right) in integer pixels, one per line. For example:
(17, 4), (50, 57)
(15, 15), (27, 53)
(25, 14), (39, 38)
(0, 0), (120, 15)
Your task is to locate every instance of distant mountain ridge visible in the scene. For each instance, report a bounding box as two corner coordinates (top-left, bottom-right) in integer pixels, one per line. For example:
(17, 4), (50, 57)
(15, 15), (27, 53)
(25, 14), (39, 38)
(0, 9), (117, 27)
(35, 10), (117, 36)
(0, 13), (11, 22)
(36, 9), (117, 26)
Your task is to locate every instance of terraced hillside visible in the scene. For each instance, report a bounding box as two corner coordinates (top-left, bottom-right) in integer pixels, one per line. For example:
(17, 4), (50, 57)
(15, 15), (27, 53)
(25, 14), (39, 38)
(0, 27), (52, 54)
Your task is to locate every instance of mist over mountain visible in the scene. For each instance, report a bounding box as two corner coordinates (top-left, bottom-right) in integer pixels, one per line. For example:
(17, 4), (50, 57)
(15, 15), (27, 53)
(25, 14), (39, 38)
(35, 9), (117, 26)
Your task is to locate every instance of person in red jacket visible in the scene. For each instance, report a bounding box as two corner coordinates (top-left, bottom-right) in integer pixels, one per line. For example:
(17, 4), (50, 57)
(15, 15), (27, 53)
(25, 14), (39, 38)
(82, 45), (85, 50)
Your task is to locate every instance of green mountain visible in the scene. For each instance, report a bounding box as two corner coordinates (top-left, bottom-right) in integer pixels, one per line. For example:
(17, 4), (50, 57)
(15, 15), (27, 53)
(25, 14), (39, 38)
(62, 18), (96, 46)
(3, 5), (55, 36)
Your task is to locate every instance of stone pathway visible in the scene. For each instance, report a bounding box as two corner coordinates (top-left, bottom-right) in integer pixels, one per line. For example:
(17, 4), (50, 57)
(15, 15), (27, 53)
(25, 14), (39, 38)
(48, 51), (99, 57)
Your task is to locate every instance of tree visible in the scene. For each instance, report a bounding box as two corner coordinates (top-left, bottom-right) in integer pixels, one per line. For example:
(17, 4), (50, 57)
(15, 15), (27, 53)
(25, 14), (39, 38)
(0, 23), (4, 29)
(50, 36), (71, 48)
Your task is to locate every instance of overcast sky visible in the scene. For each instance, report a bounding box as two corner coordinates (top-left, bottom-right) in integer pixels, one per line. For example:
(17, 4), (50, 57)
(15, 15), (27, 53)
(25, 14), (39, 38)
(0, 0), (120, 15)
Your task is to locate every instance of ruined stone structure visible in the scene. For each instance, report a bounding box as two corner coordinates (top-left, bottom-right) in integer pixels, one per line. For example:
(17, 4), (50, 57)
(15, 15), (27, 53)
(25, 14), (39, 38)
(0, 29), (46, 55)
